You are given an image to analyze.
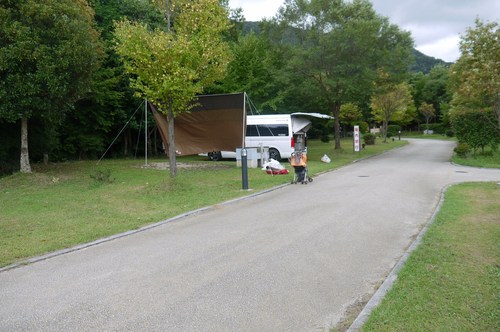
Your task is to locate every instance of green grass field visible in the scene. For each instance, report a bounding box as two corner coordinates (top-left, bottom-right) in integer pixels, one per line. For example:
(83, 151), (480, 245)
(349, 134), (500, 331)
(452, 146), (500, 168)
(402, 132), (456, 141)
(361, 182), (500, 331)
(0, 138), (406, 267)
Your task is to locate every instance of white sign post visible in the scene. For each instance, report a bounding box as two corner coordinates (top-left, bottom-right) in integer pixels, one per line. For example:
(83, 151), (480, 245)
(354, 125), (360, 152)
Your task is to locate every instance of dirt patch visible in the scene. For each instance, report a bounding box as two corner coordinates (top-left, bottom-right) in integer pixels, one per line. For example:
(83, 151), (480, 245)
(334, 293), (373, 331)
(140, 162), (230, 170)
(26, 173), (71, 186)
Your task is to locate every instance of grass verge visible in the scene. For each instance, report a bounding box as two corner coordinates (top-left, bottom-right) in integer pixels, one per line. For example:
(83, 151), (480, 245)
(360, 182), (500, 331)
(452, 146), (500, 169)
(0, 138), (406, 268)
(402, 133), (456, 141)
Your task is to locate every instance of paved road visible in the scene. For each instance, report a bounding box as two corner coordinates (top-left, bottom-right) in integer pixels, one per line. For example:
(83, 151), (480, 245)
(1, 139), (499, 331)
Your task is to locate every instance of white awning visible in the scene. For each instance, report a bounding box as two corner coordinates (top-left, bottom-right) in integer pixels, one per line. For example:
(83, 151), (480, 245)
(291, 112), (333, 133)
(292, 117), (312, 133)
(291, 112), (333, 119)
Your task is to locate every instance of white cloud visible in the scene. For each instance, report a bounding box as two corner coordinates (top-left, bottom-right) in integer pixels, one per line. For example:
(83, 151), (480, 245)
(403, 24), (462, 61)
(229, 0), (282, 21)
(417, 35), (461, 62)
(371, 0), (500, 62)
(228, 0), (500, 62)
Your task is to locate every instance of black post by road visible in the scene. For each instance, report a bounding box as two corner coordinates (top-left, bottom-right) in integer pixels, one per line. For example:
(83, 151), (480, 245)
(241, 148), (248, 190)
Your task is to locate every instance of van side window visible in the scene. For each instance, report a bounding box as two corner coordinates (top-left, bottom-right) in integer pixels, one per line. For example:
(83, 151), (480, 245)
(246, 124), (289, 137)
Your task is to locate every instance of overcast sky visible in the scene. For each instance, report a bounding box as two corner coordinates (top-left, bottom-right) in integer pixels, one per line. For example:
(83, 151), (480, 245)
(228, 0), (500, 63)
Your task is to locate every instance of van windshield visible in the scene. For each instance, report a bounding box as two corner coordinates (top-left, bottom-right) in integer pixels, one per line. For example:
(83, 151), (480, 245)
(247, 124), (289, 137)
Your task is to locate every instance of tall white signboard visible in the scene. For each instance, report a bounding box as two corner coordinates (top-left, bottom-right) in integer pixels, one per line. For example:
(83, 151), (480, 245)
(354, 125), (360, 152)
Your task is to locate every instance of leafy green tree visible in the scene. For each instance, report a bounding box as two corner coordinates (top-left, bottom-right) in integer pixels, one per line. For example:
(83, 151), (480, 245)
(340, 103), (363, 127)
(409, 65), (451, 131)
(219, 0), (246, 43)
(62, 0), (165, 159)
(371, 82), (414, 142)
(0, 0), (103, 172)
(419, 102), (435, 131)
(274, 0), (413, 150)
(424, 66), (450, 105)
(209, 32), (285, 112)
(419, 65), (450, 118)
(451, 108), (499, 155)
(450, 18), (500, 133)
(90, 0), (164, 40)
(114, 0), (231, 176)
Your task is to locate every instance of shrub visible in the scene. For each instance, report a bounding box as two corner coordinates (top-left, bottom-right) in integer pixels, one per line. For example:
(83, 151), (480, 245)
(445, 130), (454, 137)
(424, 123), (446, 134)
(90, 169), (114, 183)
(0, 161), (15, 177)
(359, 122), (369, 134)
(454, 143), (470, 158)
(451, 108), (499, 155)
(363, 133), (376, 145)
(480, 150), (494, 157)
(387, 125), (401, 137)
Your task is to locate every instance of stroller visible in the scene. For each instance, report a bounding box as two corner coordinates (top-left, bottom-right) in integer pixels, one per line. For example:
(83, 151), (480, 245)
(290, 133), (313, 184)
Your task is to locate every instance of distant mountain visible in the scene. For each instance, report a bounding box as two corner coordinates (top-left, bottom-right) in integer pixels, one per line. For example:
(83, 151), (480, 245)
(242, 21), (261, 34)
(241, 22), (453, 74)
(411, 49), (453, 74)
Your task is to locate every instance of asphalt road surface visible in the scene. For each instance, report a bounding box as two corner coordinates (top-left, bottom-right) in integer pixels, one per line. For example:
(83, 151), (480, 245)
(1, 139), (499, 331)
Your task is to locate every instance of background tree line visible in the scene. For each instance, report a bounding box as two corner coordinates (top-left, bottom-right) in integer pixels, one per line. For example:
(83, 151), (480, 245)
(0, 0), (498, 176)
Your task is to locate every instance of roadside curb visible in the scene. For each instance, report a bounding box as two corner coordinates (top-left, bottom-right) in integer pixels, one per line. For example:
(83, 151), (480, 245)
(0, 144), (407, 273)
(346, 184), (449, 331)
(0, 182), (290, 273)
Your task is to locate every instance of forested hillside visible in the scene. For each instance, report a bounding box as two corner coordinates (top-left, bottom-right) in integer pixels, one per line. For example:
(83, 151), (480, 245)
(244, 21), (451, 74)
(411, 49), (452, 74)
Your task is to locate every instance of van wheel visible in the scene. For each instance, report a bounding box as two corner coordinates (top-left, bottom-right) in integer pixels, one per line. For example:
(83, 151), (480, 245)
(208, 151), (222, 161)
(269, 148), (281, 160)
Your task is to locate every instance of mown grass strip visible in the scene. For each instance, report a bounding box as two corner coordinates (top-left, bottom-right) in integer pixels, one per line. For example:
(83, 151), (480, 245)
(452, 146), (500, 169)
(361, 182), (500, 331)
(403, 133), (456, 141)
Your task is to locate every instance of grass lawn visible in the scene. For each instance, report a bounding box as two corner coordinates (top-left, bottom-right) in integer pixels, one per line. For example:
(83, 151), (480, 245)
(403, 132), (456, 141)
(0, 138), (406, 268)
(452, 146), (500, 169)
(361, 182), (500, 331)
(352, 134), (500, 331)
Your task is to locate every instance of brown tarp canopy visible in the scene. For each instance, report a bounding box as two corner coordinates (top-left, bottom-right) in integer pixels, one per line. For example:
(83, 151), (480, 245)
(150, 93), (246, 156)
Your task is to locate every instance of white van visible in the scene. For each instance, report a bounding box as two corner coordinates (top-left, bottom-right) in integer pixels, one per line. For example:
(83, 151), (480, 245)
(207, 113), (331, 161)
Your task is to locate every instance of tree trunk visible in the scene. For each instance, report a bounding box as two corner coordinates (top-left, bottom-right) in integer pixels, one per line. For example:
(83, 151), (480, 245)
(167, 107), (177, 177)
(382, 119), (389, 143)
(332, 102), (342, 150)
(20, 117), (32, 173)
(494, 97), (500, 134)
(123, 129), (129, 156)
